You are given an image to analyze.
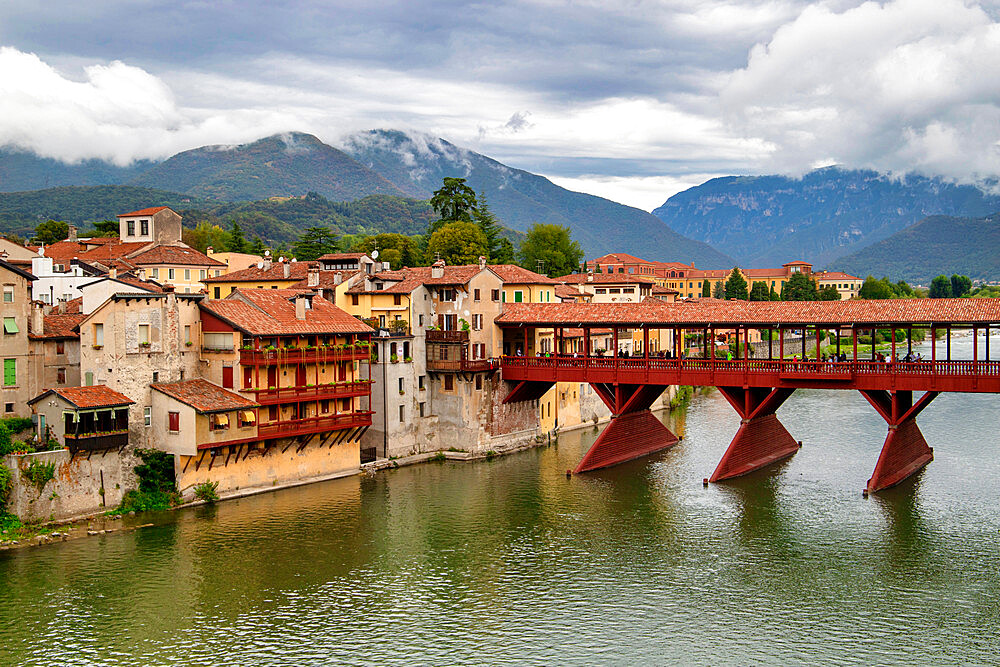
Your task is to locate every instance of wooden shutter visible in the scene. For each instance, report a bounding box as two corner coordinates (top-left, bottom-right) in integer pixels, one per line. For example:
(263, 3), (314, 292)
(168, 411), (179, 432)
(222, 365), (234, 389)
(3, 359), (15, 386)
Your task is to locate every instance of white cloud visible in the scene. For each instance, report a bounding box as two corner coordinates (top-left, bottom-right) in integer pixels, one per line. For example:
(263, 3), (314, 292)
(720, 0), (1000, 180)
(548, 173), (731, 212)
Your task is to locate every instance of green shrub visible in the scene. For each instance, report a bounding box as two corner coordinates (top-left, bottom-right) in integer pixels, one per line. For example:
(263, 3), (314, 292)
(110, 489), (180, 515)
(134, 449), (176, 494)
(0, 463), (12, 509)
(193, 481), (220, 503)
(22, 459), (55, 493)
(0, 417), (32, 434)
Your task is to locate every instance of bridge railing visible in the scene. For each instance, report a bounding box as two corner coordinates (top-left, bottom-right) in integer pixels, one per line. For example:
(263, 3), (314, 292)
(501, 355), (1000, 378)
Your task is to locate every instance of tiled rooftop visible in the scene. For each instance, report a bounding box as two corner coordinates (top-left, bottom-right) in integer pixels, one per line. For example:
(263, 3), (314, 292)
(31, 386), (135, 409)
(130, 244), (225, 267)
(203, 260), (316, 283)
(118, 206), (171, 217)
(151, 379), (259, 413)
(201, 288), (374, 335)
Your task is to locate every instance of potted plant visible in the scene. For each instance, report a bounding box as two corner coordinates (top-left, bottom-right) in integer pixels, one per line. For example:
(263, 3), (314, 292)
(390, 354), (399, 363)
(185, 341), (193, 347)
(139, 342), (151, 349)
(404, 356), (413, 363)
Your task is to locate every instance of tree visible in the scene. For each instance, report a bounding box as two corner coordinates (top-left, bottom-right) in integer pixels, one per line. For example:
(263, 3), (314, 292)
(429, 177), (478, 233)
(950, 274), (972, 298)
(702, 279), (711, 298)
(724, 268), (748, 300)
(582, 261), (589, 273)
(292, 227), (339, 261)
(749, 280), (770, 301)
(182, 222), (230, 254)
(426, 222), (489, 266)
(82, 220), (120, 238)
(228, 221), (247, 253)
(473, 194), (506, 261)
(516, 223), (583, 277)
(711, 281), (725, 299)
(493, 237), (516, 264)
(35, 220), (69, 245)
(248, 237), (267, 256)
(780, 272), (818, 301)
(929, 275), (953, 298)
(819, 284), (841, 300)
(769, 286), (780, 301)
(350, 233), (423, 268)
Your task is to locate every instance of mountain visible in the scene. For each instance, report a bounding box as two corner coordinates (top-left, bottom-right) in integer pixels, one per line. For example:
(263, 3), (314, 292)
(341, 129), (733, 267)
(831, 213), (1000, 284)
(0, 148), (149, 192)
(0, 186), (211, 237)
(652, 168), (1000, 268)
(128, 133), (404, 202)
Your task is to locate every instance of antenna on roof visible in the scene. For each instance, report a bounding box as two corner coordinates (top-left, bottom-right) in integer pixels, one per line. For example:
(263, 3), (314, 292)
(536, 259), (545, 274)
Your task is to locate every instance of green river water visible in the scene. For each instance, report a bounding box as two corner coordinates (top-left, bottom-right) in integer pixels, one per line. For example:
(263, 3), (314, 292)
(1, 336), (999, 665)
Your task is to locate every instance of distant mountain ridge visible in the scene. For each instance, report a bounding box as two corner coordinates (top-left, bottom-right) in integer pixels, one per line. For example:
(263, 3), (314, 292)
(652, 168), (1000, 268)
(832, 213), (1000, 283)
(0, 131), (735, 267)
(341, 129), (733, 266)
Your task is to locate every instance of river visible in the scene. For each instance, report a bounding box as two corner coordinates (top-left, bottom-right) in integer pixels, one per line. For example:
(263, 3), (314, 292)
(1, 335), (999, 665)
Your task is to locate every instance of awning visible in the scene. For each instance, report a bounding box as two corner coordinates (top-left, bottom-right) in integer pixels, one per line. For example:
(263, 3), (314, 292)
(3, 318), (18, 334)
(214, 413), (230, 427)
(240, 410), (256, 424)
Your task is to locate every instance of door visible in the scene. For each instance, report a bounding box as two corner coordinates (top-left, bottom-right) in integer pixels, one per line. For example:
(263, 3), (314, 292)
(222, 365), (234, 389)
(296, 364), (306, 387)
(267, 366), (278, 388)
(243, 366), (253, 389)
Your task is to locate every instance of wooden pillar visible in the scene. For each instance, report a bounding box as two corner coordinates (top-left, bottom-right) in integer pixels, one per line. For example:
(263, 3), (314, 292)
(802, 327), (807, 360)
(643, 326), (649, 360)
(973, 325), (978, 365)
(768, 328), (773, 360)
(986, 324), (991, 361)
(907, 327), (912, 355)
(931, 326), (936, 364)
(853, 327), (858, 362)
(779, 327), (784, 361)
(523, 326), (529, 356)
(871, 329), (876, 361)
(710, 327), (715, 360)
(836, 328), (841, 358)
(891, 325), (896, 362)
(744, 326), (749, 361)
(815, 326), (821, 360)
(613, 328), (619, 362)
(947, 325), (951, 361)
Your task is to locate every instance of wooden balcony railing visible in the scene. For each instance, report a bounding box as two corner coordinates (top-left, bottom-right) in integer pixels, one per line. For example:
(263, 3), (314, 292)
(257, 411), (373, 439)
(426, 330), (469, 343)
(248, 380), (373, 404)
(426, 358), (498, 372)
(65, 430), (129, 454)
(240, 346), (371, 365)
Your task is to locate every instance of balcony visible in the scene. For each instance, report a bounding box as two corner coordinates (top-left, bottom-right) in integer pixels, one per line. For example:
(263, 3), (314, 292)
(426, 329), (468, 343)
(240, 346), (371, 365)
(65, 430), (129, 455)
(249, 380), (374, 404)
(426, 358), (498, 373)
(257, 411), (373, 439)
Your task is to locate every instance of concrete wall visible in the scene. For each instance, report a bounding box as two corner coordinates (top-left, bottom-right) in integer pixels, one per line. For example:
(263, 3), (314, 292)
(176, 439), (359, 498)
(3, 449), (126, 522)
(1, 264), (37, 417)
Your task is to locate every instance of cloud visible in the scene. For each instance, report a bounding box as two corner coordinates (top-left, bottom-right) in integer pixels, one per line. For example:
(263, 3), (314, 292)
(0, 46), (301, 165)
(720, 0), (1000, 180)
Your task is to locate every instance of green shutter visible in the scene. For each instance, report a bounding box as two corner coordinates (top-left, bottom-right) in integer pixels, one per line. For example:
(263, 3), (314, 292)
(3, 317), (17, 334)
(3, 359), (15, 386)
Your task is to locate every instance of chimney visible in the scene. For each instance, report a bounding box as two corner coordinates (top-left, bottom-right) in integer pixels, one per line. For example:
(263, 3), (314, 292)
(263, 252), (272, 272)
(307, 265), (320, 287)
(109, 266), (117, 280)
(577, 283), (585, 295)
(586, 273), (593, 282)
(294, 295), (309, 320)
(162, 284), (174, 293)
(206, 246), (214, 256)
(334, 271), (343, 286)
(31, 301), (44, 336)
(431, 259), (445, 279)
(283, 260), (290, 279)
(67, 225), (78, 242)
(478, 255), (486, 270)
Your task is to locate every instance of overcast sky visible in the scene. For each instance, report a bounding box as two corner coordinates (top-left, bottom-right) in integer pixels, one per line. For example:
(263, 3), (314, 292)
(3, 0), (1000, 210)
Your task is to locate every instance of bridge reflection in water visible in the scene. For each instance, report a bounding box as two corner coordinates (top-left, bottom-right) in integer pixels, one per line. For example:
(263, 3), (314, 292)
(496, 298), (1000, 492)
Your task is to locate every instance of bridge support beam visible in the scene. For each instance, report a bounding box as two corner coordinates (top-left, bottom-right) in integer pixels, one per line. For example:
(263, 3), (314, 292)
(574, 384), (677, 473)
(859, 390), (938, 492)
(710, 387), (799, 482)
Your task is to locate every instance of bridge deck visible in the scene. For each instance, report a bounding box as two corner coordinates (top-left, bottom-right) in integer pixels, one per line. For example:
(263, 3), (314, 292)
(501, 356), (1000, 393)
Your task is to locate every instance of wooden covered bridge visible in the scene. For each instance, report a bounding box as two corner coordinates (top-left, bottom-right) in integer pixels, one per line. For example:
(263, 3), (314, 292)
(496, 298), (1000, 492)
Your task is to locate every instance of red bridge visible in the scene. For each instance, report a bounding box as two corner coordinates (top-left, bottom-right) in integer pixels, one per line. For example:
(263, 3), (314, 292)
(496, 298), (1000, 492)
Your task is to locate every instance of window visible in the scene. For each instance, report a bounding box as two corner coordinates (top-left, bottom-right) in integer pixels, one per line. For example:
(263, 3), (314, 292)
(491, 289), (500, 301)
(184, 325), (192, 345)
(57, 368), (66, 384)
(209, 413), (230, 431)
(84, 371), (93, 386)
(2, 285), (12, 303)
(56, 340), (65, 354)
(144, 407), (151, 427)
(398, 377), (404, 394)
(3, 358), (15, 386)
(200, 269), (206, 280)
(127, 220), (135, 236)
(321, 400), (330, 413)
(203, 332), (234, 350)
(474, 289), (481, 301)
(514, 291), (523, 303)
(399, 405), (404, 422)
(418, 314), (424, 327)
(183, 269), (190, 281)
(393, 294), (401, 306)
(150, 268), (159, 280)
(475, 374), (483, 390)
(3, 317), (17, 334)
(403, 341), (410, 359)
(595, 288), (606, 294)
(215, 270), (221, 277)
(168, 268), (175, 280)
(351, 294), (359, 306)
(238, 410), (255, 428)
(419, 402), (426, 417)
(418, 375), (425, 390)
(444, 374), (454, 391)
(472, 314), (483, 330)
(440, 289), (455, 301)
(138, 324), (150, 345)
(152, 371), (159, 383)
(609, 288), (620, 294)
(4, 403), (12, 413)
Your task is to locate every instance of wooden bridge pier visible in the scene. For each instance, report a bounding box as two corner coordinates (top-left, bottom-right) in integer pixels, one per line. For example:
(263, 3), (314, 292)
(710, 387), (799, 482)
(859, 390), (939, 491)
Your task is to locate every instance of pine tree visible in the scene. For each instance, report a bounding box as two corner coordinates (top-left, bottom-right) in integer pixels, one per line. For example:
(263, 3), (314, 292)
(712, 281), (725, 299)
(749, 281), (770, 301)
(724, 268), (748, 300)
(228, 221), (246, 253)
(702, 279), (711, 298)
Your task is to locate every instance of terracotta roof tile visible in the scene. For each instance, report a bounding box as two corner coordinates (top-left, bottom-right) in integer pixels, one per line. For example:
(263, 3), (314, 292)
(203, 260), (316, 282)
(495, 298), (1000, 327)
(30, 313), (87, 339)
(289, 270), (361, 290)
(151, 379), (258, 413)
(318, 252), (367, 261)
(200, 288), (373, 336)
(30, 385), (134, 409)
(555, 272), (656, 285)
(129, 244), (225, 267)
(489, 264), (559, 284)
(118, 206), (171, 217)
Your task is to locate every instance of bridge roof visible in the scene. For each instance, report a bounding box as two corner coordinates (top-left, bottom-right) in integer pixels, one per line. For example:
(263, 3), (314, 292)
(495, 298), (1000, 328)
